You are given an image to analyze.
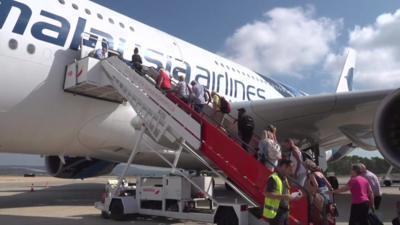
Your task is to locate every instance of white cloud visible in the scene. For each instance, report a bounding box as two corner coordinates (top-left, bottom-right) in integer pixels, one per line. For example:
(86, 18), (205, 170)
(222, 7), (341, 78)
(325, 9), (400, 90)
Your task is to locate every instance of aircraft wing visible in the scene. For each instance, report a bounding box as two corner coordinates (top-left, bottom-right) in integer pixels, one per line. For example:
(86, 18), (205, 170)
(234, 89), (393, 150)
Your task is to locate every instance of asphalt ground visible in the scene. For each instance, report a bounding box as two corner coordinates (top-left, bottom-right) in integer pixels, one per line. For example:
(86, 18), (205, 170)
(0, 176), (398, 225)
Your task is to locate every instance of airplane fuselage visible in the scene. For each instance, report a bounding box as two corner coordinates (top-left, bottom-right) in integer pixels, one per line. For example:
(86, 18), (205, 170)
(0, 0), (307, 165)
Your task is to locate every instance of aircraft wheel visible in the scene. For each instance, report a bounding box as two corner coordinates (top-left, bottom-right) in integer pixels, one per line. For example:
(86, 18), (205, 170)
(110, 199), (125, 220)
(101, 211), (110, 219)
(215, 207), (238, 225)
(384, 180), (392, 187)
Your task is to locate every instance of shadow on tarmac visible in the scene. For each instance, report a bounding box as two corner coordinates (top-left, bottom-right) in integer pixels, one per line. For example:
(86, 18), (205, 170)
(0, 181), (398, 224)
(0, 183), (105, 209)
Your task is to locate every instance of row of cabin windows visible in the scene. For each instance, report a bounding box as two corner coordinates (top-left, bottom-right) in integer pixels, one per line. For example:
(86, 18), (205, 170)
(9, 39), (36, 55)
(57, 0), (265, 82)
(58, 0), (135, 32)
(214, 60), (267, 83)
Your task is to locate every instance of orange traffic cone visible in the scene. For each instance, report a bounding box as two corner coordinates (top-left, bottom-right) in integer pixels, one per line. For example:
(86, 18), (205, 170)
(30, 183), (34, 192)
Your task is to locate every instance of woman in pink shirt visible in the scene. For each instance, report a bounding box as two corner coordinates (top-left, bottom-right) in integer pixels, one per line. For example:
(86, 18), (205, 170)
(332, 164), (374, 225)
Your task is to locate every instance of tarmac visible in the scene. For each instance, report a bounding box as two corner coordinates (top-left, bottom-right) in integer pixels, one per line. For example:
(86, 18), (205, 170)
(0, 176), (398, 225)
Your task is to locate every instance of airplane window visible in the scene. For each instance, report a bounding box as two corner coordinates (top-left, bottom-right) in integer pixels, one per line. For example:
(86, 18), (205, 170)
(220, 63), (224, 68)
(72, 3), (78, 10)
(27, 44), (35, 54)
(9, 39), (18, 50)
(97, 13), (103, 20)
(226, 65), (230, 70)
(215, 61), (219, 65)
(119, 22), (125, 28)
(85, 9), (91, 15)
(129, 26), (135, 32)
(58, 0), (65, 4)
(109, 18), (114, 24)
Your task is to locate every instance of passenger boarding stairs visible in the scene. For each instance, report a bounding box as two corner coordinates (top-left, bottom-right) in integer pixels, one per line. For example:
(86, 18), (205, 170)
(64, 56), (311, 225)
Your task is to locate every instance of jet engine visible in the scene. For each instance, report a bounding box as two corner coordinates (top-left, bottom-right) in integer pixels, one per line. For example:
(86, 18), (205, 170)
(45, 156), (117, 179)
(374, 89), (400, 168)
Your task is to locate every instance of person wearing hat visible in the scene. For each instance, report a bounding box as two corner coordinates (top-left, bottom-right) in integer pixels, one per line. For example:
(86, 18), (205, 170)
(236, 108), (255, 151)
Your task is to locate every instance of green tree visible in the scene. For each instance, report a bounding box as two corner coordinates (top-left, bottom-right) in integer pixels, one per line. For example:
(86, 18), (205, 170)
(327, 156), (399, 175)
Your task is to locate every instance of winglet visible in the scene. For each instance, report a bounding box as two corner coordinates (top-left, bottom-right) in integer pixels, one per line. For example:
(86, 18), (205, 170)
(336, 49), (356, 93)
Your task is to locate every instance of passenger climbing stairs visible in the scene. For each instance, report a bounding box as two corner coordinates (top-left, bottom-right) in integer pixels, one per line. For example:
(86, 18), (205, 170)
(64, 55), (317, 225)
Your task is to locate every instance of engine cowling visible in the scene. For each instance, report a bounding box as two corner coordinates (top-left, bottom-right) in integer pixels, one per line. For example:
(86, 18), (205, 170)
(374, 89), (400, 168)
(45, 156), (117, 179)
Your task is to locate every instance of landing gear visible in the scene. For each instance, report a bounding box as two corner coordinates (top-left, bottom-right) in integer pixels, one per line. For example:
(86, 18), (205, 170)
(327, 175), (339, 190)
(101, 210), (110, 219)
(383, 165), (394, 187)
(383, 180), (392, 187)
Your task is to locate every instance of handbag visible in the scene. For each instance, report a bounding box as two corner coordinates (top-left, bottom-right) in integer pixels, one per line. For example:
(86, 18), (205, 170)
(368, 210), (383, 225)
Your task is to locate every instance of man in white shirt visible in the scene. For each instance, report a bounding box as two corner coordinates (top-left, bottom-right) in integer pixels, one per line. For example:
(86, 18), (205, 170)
(95, 41), (109, 59)
(190, 80), (205, 113)
(360, 163), (382, 210)
(283, 138), (307, 186)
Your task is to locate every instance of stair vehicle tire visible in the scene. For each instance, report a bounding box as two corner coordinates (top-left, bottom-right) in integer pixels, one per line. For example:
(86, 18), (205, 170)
(215, 207), (238, 225)
(110, 199), (125, 220)
(101, 211), (110, 219)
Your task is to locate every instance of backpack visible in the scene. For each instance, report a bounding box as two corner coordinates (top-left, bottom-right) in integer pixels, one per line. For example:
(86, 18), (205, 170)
(204, 89), (211, 104)
(242, 115), (254, 129)
(220, 97), (231, 113)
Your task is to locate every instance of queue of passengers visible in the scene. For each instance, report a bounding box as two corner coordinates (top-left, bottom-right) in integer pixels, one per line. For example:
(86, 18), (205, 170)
(254, 124), (339, 225)
(94, 45), (390, 225)
(92, 45), (223, 116)
(258, 126), (385, 225)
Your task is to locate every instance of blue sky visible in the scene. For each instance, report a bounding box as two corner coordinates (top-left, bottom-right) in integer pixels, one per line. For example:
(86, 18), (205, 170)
(4, 0), (400, 165)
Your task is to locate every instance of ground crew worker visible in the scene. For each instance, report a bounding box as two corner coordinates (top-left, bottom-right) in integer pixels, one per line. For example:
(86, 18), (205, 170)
(264, 159), (302, 225)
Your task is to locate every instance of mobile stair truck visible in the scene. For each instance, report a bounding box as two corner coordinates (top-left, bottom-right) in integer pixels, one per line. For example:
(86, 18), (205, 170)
(64, 33), (335, 225)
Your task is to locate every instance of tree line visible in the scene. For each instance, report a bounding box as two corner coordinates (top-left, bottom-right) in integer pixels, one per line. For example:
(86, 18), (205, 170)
(326, 156), (400, 176)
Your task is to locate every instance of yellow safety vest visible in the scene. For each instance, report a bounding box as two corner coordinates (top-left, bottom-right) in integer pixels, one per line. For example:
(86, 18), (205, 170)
(263, 173), (289, 219)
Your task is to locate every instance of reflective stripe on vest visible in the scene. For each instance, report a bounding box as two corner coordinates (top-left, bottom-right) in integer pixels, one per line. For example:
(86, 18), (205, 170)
(263, 173), (283, 219)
